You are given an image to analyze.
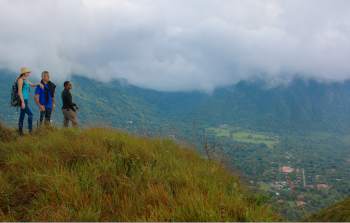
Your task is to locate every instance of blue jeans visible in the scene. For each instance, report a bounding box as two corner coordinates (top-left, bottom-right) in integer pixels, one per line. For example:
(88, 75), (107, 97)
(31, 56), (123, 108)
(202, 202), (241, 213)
(40, 107), (52, 124)
(19, 100), (33, 134)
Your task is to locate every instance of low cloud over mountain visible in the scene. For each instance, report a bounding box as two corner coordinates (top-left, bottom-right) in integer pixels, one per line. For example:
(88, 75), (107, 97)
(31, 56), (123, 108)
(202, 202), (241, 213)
(1, 0), (350, 92)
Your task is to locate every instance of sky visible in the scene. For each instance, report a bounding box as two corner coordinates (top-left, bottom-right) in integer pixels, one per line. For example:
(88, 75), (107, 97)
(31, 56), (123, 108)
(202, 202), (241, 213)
(1, 0), (350, 92)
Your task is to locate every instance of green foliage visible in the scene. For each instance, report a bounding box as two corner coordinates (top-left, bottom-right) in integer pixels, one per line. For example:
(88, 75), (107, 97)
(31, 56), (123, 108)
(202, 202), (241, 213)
(226, 181), (272, 206)
(300, 196), (350, 222)
(260, 142), (268, 148)
(246, 192), (271, 207)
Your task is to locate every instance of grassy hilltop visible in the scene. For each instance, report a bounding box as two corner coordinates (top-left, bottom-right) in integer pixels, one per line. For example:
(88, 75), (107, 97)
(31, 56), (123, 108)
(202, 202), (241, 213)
(300, 195), (350, 222)
(0, 123), (281, 222)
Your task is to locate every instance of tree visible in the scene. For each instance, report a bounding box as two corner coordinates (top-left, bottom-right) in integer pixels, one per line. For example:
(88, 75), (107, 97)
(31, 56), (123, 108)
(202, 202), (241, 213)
(260, 143), (268, 148)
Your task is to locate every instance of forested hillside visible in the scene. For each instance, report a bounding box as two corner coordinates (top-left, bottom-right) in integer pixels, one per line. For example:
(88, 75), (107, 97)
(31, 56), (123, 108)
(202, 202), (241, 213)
(2, 70), (350, 134)
(185, 78), (350, 133)
(0, 71), (208, 131)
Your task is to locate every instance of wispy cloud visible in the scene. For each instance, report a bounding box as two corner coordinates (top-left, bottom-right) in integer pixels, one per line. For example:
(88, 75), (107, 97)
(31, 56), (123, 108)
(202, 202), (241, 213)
(1, 0), (350, 92)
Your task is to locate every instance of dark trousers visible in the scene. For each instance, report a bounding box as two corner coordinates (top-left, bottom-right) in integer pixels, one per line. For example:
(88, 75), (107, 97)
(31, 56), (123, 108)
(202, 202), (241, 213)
(40, 107), (52, 124)
(19, 100), (33, 134)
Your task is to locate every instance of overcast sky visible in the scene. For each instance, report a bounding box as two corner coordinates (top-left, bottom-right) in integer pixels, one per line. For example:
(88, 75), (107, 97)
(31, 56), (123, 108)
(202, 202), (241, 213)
(1, 0), (350, 92)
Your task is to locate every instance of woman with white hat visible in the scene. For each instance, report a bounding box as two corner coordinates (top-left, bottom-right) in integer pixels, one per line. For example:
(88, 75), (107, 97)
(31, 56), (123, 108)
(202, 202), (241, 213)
(16, 67), (44, 135)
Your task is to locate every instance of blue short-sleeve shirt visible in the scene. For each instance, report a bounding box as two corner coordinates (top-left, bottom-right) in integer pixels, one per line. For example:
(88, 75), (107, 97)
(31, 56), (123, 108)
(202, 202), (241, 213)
(35, 84), (53, 108)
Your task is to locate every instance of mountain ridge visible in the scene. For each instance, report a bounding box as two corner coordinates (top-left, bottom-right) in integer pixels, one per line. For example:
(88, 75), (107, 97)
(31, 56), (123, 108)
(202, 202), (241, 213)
(1, 70), (350, 134)
(185, 78), (350, 133)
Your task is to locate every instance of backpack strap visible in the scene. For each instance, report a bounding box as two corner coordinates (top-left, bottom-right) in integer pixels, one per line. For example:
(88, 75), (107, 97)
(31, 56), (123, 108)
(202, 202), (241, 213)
(20, 78), (28, 91)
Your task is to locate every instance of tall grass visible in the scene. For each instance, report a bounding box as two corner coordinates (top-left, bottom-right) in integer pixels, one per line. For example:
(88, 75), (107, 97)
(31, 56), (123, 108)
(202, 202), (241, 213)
(0, 123), (282, 221)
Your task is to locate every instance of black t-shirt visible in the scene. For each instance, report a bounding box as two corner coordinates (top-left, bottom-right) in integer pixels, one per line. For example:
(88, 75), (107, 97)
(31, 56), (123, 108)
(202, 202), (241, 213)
(61, 89), (76, 111)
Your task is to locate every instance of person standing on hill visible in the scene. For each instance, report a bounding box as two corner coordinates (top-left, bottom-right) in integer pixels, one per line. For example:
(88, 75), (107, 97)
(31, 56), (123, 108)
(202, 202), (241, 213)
(61, 81), (79, 128)
(17, 67), (44, 135)
(34, 71), (56, 125)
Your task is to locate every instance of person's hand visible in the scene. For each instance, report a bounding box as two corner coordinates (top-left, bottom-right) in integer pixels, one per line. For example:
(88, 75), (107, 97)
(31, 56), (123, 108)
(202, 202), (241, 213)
(39, 83), (44, 89)
(75, 104), (79, 110)
(52, 103), (55, 110)
(40, 105), (45, 112)
(21, 101), (25, 109)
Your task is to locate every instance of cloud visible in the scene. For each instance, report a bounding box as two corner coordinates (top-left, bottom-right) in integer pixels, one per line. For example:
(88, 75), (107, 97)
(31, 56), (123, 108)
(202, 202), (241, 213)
(1, 0), (350, 92)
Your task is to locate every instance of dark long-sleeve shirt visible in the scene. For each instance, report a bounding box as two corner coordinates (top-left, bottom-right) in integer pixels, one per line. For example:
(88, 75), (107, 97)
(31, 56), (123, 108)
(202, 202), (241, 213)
(61, 89), (76, 112)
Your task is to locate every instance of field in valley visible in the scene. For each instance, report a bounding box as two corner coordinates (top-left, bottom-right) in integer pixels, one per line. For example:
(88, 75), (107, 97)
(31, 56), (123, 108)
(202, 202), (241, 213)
(206, 126), (279, 146)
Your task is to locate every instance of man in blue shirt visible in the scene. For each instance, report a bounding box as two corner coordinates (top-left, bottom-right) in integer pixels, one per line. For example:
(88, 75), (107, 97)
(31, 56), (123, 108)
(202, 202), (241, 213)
(34, 71), (56, 125)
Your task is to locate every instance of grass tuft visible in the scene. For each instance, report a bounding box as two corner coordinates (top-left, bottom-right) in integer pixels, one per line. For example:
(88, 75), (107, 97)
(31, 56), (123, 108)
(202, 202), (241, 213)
(0, 121), (18, 143)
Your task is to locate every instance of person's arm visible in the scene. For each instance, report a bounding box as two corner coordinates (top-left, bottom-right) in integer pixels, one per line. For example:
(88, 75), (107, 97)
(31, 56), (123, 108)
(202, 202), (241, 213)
(26, 79), (44, 89)
(34, 94), (45, 111)
(52, 93), (55, 110)
(34, 86), (45, 111)
(17, 78), (25, 109)
(63, 91), (75, 112)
